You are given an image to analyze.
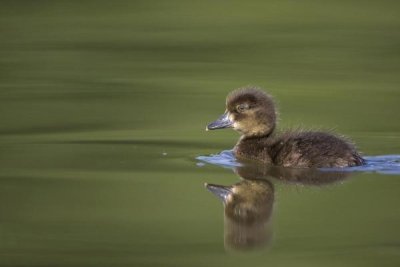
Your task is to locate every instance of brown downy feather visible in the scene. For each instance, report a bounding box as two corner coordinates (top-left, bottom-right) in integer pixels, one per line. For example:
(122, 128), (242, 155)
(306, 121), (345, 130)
(219, 87), (364, 168)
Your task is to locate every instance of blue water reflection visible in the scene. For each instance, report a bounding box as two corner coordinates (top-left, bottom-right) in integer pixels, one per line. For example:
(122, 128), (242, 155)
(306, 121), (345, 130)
(197, 150), (400, 175)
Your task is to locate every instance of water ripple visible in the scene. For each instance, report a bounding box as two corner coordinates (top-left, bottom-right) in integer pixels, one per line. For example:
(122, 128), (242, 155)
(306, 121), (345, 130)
(197, 150), (400, 175)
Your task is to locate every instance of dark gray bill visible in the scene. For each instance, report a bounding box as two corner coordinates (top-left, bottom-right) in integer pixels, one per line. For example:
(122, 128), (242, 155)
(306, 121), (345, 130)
(206, 112), (233, 130)
(205, 183), (232, 202)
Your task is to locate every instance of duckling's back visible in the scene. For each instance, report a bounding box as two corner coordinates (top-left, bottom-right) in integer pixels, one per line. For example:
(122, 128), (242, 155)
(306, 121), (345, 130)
(269, 131), (364, 168)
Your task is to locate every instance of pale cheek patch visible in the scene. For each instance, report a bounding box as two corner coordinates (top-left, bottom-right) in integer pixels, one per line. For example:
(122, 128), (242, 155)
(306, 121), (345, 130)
(229, 113), (240, 130)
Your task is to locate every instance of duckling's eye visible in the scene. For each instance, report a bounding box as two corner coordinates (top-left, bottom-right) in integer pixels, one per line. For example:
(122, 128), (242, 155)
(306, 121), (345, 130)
(236, 103), (250, 113)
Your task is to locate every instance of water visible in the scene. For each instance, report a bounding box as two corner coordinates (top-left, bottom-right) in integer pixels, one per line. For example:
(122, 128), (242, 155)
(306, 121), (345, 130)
(198, 150), (400, 174)
(199, 151), (400, 252)
(1, 1), (400, 266)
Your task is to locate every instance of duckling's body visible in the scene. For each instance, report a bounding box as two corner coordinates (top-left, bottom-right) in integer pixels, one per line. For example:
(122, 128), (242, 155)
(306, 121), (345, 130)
(207, 87), (364, 168)
(236, 130), (363, 167)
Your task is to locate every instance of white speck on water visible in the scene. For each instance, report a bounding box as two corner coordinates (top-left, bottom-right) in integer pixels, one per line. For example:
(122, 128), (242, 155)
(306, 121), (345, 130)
(196, 162), (205, 167)
(162, 152), (167, 156)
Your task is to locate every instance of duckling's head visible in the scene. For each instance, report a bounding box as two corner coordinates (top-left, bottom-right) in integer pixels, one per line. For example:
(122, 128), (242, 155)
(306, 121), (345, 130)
(207, 87), (277, 137)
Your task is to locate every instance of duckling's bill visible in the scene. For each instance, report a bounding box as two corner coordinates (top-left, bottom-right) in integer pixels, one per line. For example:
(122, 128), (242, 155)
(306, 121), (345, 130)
(206, 112), (233, 131)
(205, 183), (232, 201)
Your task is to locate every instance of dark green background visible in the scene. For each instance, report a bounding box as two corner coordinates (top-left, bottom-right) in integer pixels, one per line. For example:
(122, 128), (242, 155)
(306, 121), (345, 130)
(0, 1), (399, 266)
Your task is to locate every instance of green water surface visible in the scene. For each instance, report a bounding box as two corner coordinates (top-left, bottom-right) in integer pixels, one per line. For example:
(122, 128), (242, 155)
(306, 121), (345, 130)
(1, 1), (400, 266)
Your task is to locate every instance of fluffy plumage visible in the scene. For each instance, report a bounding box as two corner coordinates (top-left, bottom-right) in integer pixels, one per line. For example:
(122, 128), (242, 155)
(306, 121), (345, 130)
(207, 86), (364, 168)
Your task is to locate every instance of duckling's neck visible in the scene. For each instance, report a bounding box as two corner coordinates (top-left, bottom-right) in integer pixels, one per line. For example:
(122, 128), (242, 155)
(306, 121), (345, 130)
(241, 124), (276, 139)
(239, 123), (274, 138)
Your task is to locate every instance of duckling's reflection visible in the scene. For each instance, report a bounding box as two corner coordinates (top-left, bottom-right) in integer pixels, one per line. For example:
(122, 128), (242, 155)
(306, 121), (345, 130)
(206, 163), (353, 251)
(206, 179), (274, 251)
(235, 162), (352, 185)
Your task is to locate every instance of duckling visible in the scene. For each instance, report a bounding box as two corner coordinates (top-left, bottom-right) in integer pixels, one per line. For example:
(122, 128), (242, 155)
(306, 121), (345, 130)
(206, 179), (274, 250)
(206, 87), (365, 168)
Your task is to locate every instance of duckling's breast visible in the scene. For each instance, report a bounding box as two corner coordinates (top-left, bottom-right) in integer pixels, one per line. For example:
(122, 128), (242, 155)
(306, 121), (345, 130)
(234, 136), (273, 164)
